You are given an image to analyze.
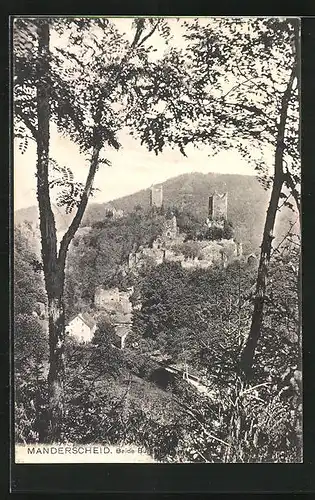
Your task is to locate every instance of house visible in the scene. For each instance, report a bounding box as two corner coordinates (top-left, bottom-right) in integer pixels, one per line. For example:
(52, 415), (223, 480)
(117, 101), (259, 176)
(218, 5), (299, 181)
(66, 312), (96, 343)
(98, 308), (132, 349)
(94, 286), (135, 348)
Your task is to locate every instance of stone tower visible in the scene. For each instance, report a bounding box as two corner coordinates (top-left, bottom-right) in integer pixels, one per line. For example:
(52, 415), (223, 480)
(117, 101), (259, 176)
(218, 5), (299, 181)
(150, 185), (163, 208)
(208, 191), (228, 221)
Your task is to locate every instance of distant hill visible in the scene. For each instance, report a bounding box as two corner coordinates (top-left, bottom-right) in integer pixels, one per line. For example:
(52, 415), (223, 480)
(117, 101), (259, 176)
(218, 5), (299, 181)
(82, 172), (297, 254)
(14, 172), (298, 254)
(14, 205), (73, 233)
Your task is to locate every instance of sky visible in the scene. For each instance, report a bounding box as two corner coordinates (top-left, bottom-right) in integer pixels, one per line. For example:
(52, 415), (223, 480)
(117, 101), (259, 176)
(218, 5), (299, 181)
(14, 127), (260, 211)
(13, 17), (271, 211)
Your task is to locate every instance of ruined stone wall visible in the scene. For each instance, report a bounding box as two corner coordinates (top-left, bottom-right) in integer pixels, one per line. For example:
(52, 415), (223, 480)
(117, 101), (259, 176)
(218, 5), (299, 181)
(127, 199), (243, 272)
(162, 215), (178, 240)
(141, 247), (164, 265)
(105, 207), (124, 219)
(95, 286), (133, 313)
(128, 238), (241, 271)
(95, 286), (120, 309)
(199, 239), (239, 265)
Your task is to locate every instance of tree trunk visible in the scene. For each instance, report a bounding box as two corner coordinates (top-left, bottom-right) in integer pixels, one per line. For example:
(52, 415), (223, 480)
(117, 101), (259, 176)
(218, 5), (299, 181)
(34, 21), (103, 440)
(30, 17), (162, 440)
(35, 20), (65, 441)
(47, 283), (65, 441)
(239, 65), (297, 379)
(239, 177), (283, 378)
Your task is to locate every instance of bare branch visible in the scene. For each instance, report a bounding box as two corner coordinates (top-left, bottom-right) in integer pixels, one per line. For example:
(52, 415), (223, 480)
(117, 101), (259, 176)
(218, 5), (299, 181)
(223, 100), (276, 126)
(58, 142), (101, 268)
(131, 18), (146, 48)
(234, 61), (276, 100)
(222, 76), (257, 99)
(270, 217), (299, 258)
(277, 192), (293, 213)
(138, 20), (161, 47)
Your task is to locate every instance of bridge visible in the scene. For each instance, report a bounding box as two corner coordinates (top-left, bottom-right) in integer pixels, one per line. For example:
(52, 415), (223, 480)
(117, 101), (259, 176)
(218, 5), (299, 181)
(148, 351), (215, 398)
(110, 344), (215, 398)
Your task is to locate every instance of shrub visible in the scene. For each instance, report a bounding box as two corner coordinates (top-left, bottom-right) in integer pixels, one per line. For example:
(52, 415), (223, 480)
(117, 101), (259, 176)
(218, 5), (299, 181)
(174, 377), (302, 463)
(15, 314), (49, 443)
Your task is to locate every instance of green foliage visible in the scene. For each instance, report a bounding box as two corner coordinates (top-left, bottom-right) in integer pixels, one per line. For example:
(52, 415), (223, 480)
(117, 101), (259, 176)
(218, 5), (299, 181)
(15, 171), (297, 256)
(92, 315), (117, 347)
(62, 337), (181, 459)
(253, 247), (300, 378)
(15, 314), (48, 366)
(133, 262), (188, 339)
(14, 17), (193, 214)
(179, 18), (300, 190)
(15, 240), (301, 461)
(173, 377), (301, 463)
(176, 208), (198, 227)
(223, 220), (234, 240)
(62, 381), (181, 461)
(78, 172), (298, 255)
(134, 260), (256, 379)
(14, 223), (49, 443)
(64, 208), (166, 314)
(49, 159), (100, 213)
(65, 332), (125, 383)
(196, 220), (234, 241)
(14, 313), (49, 443)
(14, 224), (46, 315)
(172, 241), (201, 259)
(122, 349), (160, 381)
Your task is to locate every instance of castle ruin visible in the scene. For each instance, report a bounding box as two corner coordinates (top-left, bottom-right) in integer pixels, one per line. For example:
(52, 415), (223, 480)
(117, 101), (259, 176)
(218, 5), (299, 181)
(127, 189), (243, 272)
(152, 215), (179, 249)
(105, 206), (124, 219)
(150, 185), (163, 208)
(208, 192), (228, 224)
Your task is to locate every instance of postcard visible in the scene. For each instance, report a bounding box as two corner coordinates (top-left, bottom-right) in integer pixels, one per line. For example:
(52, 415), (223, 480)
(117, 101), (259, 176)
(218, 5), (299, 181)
(13, 16), (301, 465)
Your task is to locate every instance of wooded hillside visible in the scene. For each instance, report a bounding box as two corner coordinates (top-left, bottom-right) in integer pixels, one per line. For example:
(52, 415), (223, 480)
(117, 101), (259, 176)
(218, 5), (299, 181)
(15, 172), (297, 254)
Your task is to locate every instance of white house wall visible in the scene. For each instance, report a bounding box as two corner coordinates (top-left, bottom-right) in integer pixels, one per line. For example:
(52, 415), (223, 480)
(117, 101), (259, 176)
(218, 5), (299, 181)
(66, 317), (95, 343)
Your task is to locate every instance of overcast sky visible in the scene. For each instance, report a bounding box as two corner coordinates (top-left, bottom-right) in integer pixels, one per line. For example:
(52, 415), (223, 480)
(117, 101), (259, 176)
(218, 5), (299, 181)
(14, 17), (272, 211)
(14, 127), (261, 211)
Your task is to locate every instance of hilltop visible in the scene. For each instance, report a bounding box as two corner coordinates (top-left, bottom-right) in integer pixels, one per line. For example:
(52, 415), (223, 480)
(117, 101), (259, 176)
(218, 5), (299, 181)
(14, 204), (73, 234)
(83, 172), (296, 254)
(14, 172), (297, 254)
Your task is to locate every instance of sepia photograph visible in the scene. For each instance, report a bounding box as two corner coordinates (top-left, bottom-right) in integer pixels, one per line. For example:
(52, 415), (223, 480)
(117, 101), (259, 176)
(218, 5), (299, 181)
(13, 16), (301, 464)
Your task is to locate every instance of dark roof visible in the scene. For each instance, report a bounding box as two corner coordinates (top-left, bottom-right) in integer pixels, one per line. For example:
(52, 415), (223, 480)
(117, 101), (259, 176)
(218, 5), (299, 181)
(80, 312), (96, 329)
(115, 325), (131, 338)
